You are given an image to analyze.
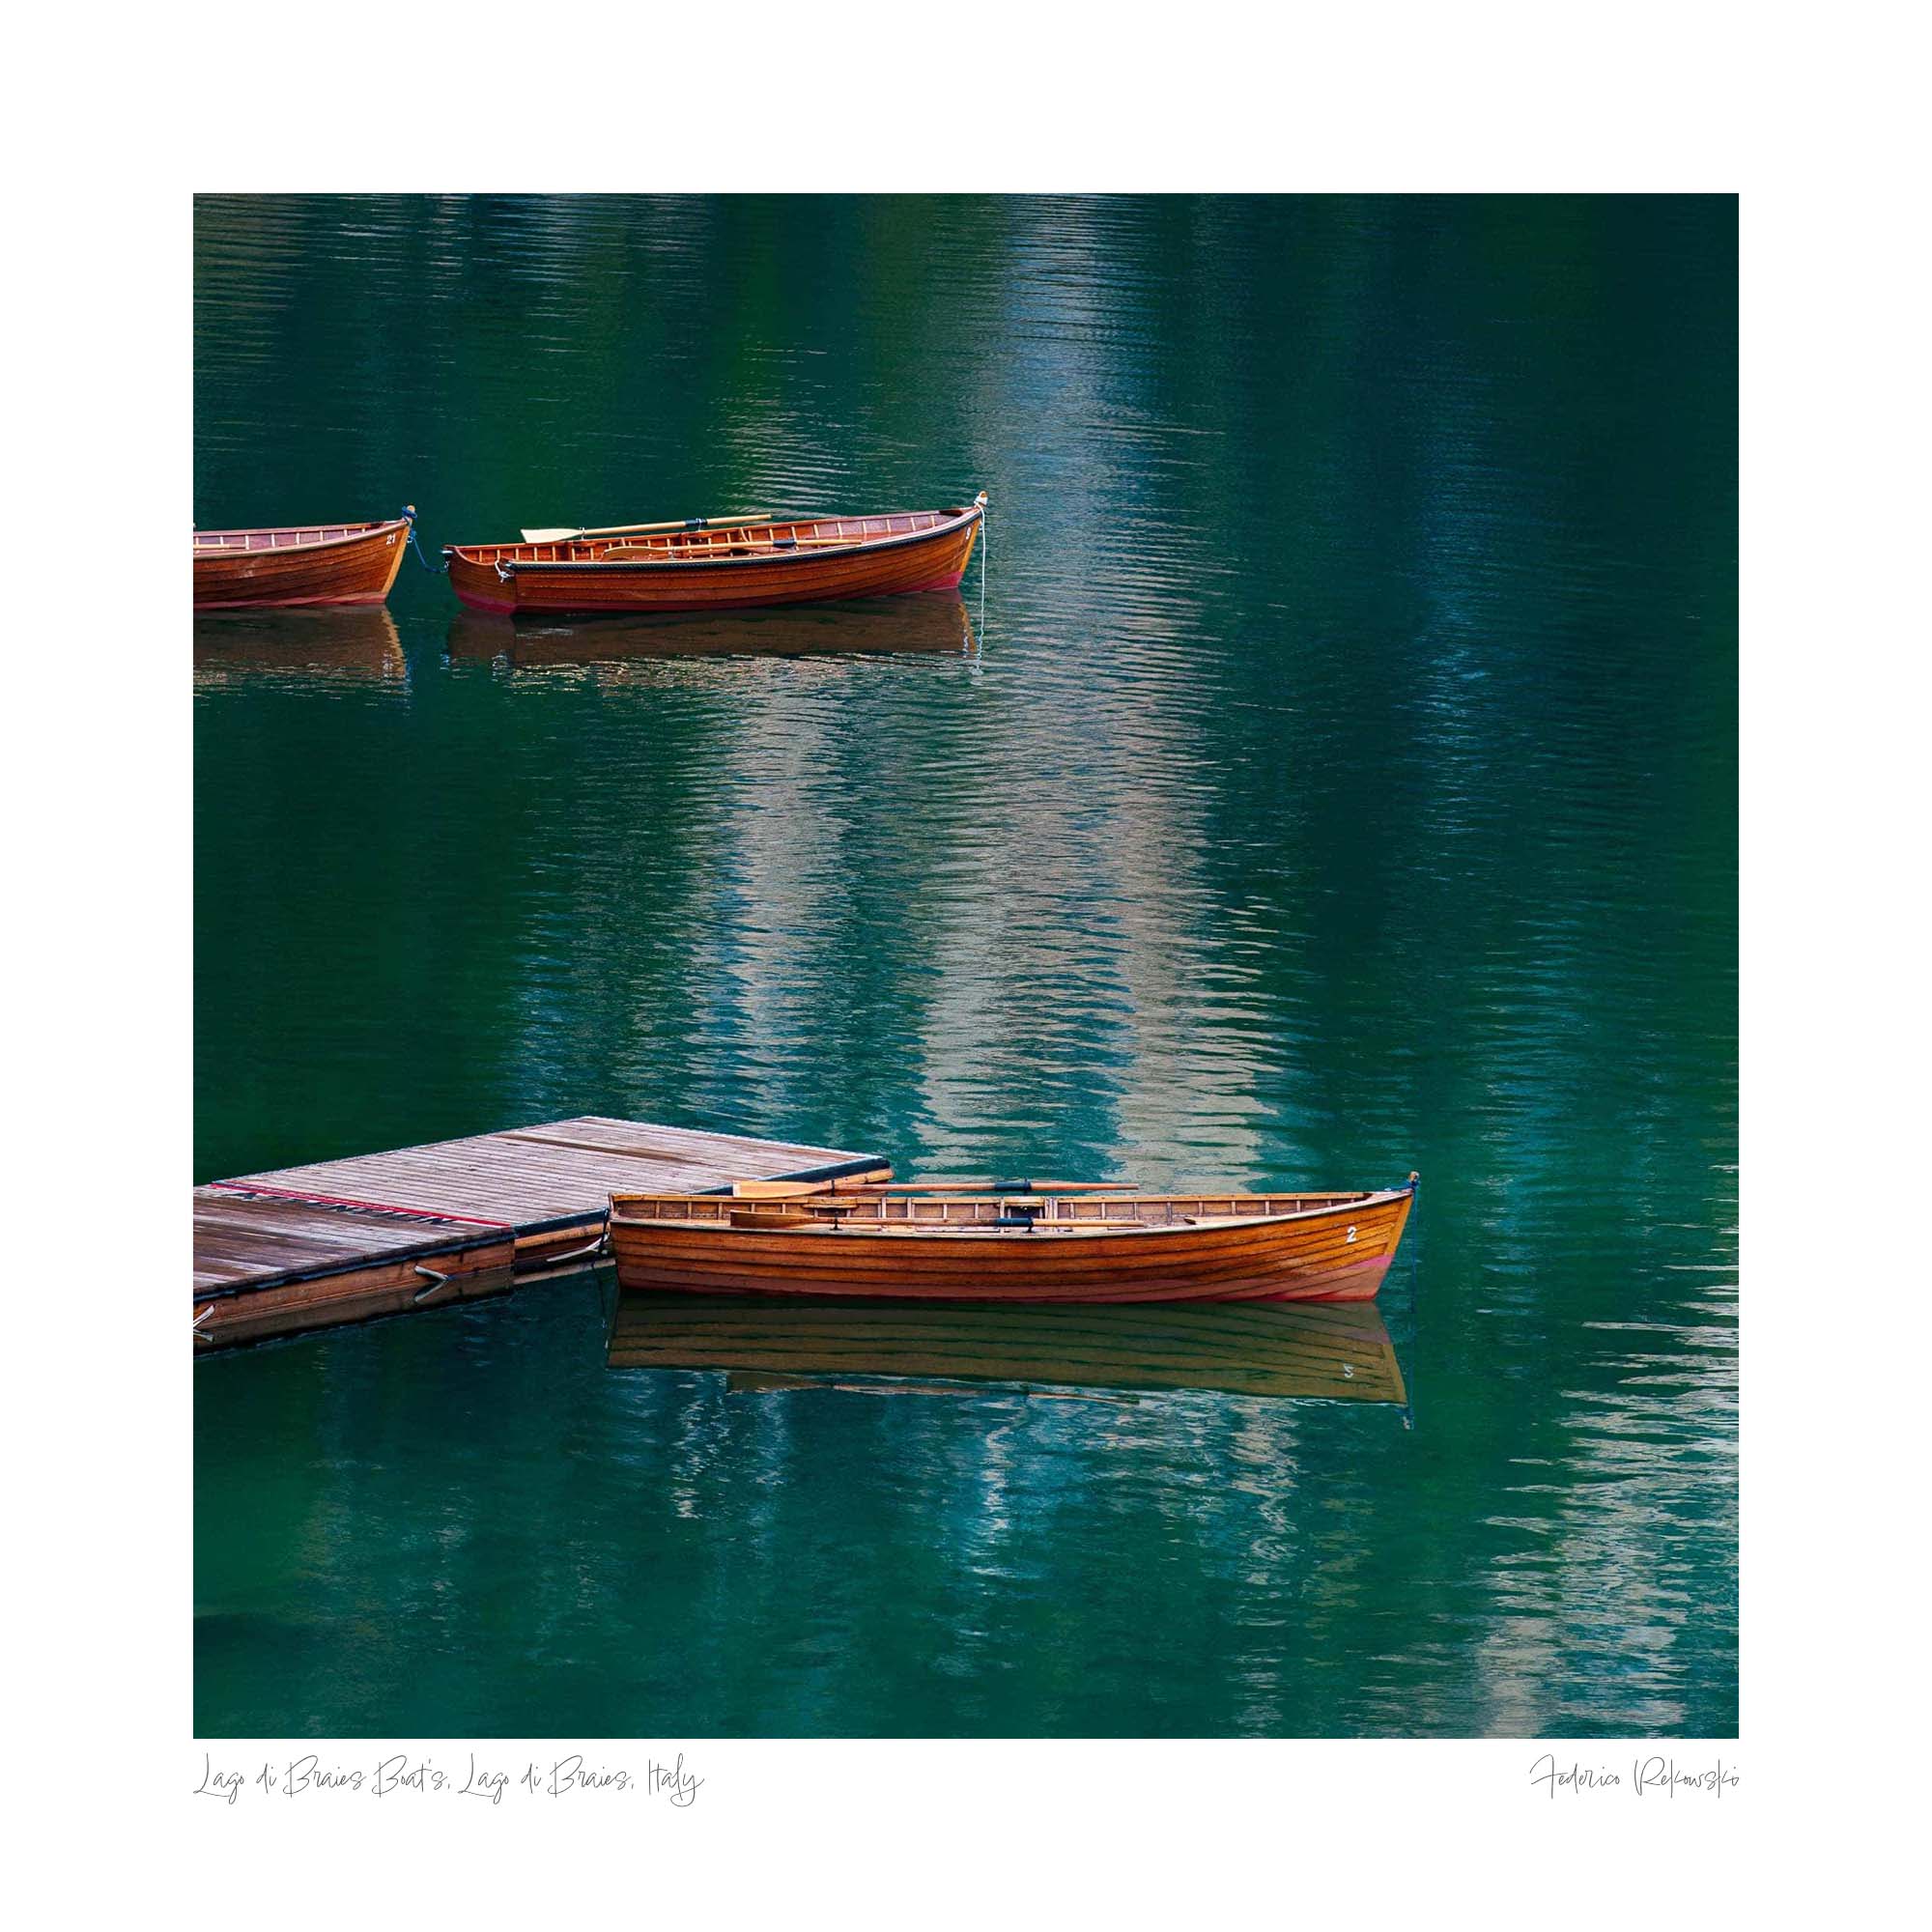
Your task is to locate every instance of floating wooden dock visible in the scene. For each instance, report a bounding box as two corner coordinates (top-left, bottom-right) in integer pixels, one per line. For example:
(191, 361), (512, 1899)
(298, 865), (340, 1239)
(193, 1117), (889, 1351)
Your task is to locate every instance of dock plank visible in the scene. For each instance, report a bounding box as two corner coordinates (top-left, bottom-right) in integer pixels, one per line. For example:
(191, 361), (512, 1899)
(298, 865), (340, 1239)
(193, 1116), (888, 1350)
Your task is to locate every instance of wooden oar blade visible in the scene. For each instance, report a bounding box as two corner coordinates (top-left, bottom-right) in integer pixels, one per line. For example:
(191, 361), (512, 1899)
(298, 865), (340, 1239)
(518, 511), (776, 545)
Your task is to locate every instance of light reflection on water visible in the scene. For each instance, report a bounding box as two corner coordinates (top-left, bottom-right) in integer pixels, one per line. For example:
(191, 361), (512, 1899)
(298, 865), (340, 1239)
(194, 193), (1735, 1737)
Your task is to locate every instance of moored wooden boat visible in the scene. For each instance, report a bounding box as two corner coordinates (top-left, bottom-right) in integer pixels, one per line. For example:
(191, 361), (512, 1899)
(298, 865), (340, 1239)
(608, 1293), (1407, 1405)
(609, 1174), (1418, 1305)
(443, 495), (986, 616)
(193, 511), (415, 611)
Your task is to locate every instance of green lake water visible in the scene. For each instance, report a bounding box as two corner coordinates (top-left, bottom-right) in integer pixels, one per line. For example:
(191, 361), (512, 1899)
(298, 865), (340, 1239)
(193, 194), (1737, 1738)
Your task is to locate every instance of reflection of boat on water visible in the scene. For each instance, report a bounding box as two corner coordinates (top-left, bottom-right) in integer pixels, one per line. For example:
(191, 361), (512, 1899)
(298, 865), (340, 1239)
(607, 1294), (1407, 1406)
(444, 591), (975, 665)
(192, 608), (406, 686)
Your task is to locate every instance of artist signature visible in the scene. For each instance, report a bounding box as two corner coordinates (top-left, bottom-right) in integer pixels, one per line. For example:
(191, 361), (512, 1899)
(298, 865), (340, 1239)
(1529, 1753), (1739, 1798)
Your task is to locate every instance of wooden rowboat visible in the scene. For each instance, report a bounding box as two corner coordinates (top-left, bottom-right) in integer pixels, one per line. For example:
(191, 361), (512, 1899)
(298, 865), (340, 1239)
(608, 1294), (1408, 1405)
(442, 495), (986, 616)
(608, 1174), (1418, 1305)
(193, 512), (414, 611)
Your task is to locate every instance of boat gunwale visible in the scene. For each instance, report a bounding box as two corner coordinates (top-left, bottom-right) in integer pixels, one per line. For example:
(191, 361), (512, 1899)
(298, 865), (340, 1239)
(609, 1181), (1416, 1242)
(444, 502), (982, 575)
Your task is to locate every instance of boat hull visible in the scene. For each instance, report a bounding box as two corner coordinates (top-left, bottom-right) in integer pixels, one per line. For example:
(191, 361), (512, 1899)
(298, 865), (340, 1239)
(609, 1187), (1415, 1305)
(446, 505), (982, 615)
(194, 518), (412, 611)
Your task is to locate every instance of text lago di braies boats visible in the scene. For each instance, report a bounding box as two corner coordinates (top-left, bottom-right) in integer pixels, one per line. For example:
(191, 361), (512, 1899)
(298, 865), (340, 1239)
(443, 495), (986, 615)
(193, 511), (416, 611)
(609, 1174), (1418, 1305)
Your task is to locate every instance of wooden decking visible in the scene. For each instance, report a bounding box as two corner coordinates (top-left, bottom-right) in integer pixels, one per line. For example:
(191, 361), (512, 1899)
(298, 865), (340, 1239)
(193, 1116), (890, 1351)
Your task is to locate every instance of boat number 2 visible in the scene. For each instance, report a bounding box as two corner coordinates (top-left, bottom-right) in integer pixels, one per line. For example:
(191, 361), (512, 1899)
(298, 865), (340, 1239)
(1346, 1226), (1357, 1242)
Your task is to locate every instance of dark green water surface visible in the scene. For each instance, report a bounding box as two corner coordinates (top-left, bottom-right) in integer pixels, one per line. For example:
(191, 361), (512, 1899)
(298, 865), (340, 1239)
(194, 195), (1737, 1738)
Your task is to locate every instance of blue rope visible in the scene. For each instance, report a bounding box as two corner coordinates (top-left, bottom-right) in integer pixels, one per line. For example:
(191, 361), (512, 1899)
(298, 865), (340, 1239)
(401, 504), (445, 573)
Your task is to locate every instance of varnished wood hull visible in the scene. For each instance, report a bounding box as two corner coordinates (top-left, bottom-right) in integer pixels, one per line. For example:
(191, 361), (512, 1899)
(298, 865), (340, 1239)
(609, 1294), (1407, 1404)
(609, 1186), (1415, 1305)
(194, 518), (412, 611)
(446, 504), (982, 615)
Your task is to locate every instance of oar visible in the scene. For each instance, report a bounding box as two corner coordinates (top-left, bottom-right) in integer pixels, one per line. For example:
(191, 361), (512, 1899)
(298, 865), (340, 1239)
(520, 511), (774, 543)
(874, 1179), (1139, 1194)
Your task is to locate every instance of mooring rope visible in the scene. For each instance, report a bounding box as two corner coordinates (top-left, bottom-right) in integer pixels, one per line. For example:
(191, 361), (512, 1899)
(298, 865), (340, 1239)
(979, 493), (988, 640)
(401, 504), (446, 573)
